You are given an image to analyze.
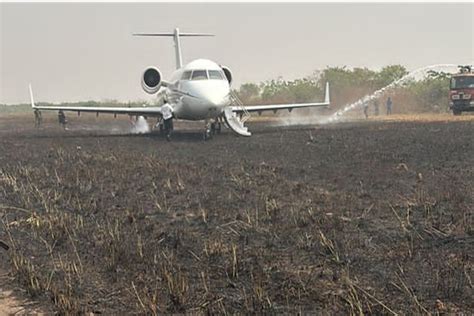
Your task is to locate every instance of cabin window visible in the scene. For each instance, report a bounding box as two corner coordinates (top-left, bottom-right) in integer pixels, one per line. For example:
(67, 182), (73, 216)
(208, 70), (224, 80)
(181, 71), (192, 80)
(191, 70), (208, 80)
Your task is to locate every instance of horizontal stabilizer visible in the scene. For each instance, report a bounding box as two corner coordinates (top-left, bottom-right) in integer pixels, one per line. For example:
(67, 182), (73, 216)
(133, 28), (214, 69)
(133, 33), (214, 37)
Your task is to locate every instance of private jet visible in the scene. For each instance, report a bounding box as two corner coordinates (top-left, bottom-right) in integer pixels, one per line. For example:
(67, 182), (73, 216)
(29, 28), (330, 139)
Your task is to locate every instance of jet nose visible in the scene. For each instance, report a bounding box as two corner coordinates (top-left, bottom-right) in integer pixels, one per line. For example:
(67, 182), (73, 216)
(186, 81), (231, 110)
(206, 93), (229, 107)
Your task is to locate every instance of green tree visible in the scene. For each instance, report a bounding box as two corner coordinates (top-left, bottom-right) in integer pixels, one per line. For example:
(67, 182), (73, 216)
(374, 65), (409, 88)
(404, 71), (450, 112)
(237, 83), (261, 104)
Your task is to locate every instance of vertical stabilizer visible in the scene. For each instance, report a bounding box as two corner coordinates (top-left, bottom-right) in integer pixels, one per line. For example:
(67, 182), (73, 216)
(133, 28), (214, 70)
(173, 28), (182, 69)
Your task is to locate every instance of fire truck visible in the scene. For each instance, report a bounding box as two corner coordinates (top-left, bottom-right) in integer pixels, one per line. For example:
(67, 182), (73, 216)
(449, 65), (474, 115)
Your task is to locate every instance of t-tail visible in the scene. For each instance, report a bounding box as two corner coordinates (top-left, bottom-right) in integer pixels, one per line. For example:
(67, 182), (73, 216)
(133, 28), (214, 69)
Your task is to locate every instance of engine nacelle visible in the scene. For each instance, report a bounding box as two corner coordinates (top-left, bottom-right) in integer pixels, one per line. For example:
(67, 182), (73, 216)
(141, 67), (162, 94)
(221, 66), (233, 85)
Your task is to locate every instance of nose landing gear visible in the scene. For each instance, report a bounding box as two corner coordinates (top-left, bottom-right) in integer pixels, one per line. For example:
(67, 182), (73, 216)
(204, 121), (212, 141)
(203, 118), (223, 141)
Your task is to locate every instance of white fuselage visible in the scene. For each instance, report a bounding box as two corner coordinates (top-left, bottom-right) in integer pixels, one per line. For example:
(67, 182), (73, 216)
(162, 59), (231, 120)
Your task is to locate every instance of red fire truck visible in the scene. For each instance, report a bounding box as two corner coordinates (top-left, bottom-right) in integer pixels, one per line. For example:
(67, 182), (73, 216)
(449, 66), (474, 115)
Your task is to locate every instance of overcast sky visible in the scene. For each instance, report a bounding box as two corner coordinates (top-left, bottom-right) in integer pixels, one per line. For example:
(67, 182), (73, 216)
(1, 2), (473, 104)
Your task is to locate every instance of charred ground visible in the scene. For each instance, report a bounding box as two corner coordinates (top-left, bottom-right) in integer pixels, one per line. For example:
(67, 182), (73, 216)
(0, 114), (473, 314)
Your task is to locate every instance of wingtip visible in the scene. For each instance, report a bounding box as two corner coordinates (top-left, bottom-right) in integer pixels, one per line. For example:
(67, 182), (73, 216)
(29, 83), (36, 108)
(324, 82), (330, 105)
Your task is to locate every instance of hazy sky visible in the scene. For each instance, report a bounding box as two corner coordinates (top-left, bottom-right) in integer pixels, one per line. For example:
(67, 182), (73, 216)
(1, 2), (473, 104)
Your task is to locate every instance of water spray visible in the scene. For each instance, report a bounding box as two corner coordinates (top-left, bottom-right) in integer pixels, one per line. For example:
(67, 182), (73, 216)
(320, 64), (463, 124)
(130, 116), (150, 134)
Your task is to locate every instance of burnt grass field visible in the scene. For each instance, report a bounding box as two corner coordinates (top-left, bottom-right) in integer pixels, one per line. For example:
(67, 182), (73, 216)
(0, 114), (473, 314)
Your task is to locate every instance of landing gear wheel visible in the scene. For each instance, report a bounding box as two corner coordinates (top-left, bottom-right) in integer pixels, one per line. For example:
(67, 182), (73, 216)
(216, 122), (222, 134)
(204, 128), (212, 141)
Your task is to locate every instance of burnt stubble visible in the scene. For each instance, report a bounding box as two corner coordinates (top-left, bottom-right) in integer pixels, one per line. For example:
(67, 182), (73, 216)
(1, 114), (472, 314)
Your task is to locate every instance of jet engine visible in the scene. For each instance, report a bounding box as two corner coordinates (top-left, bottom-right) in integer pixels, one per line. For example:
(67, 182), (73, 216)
(221, 66), (233, 85)
(141, 67), (162, 94)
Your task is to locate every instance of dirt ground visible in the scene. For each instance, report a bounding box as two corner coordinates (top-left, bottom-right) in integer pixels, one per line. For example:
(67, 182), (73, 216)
(0, 113), (473, 314)
(0, 265), (52, 315)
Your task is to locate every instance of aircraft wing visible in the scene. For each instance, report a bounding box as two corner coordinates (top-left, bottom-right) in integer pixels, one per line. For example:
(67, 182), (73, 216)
(233, 82), (330, 114)
(234, 101), (329, 114)
(29, 85), (163, 117)
(32, 104), (163, 116)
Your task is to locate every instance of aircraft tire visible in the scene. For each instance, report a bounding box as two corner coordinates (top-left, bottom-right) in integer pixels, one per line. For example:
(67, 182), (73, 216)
(204, 129), (212, 141)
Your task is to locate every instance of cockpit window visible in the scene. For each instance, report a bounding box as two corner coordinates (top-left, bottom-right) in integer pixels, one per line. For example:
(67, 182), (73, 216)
(181, 70), (192, 80)
(208, 70), (224, 80)
(191, 70), (208, 80)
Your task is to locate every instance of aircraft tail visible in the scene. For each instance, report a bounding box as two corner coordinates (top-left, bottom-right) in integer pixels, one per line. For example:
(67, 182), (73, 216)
(133, 28), (214, 69)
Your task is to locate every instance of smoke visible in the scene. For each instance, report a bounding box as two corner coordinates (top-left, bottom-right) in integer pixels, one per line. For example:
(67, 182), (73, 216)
(130, 116), (150, 134)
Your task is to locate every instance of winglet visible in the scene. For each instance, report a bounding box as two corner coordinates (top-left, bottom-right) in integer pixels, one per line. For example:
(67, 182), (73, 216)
(29, 84), (36, 108)
(324, 82), (330, 105)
